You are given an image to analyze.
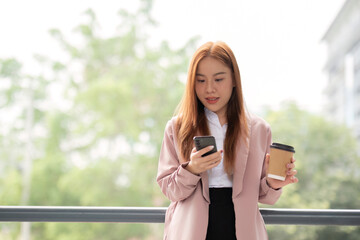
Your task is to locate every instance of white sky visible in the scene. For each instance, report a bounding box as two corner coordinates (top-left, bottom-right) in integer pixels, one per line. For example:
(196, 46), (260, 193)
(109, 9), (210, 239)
(0, 0), (346, 114)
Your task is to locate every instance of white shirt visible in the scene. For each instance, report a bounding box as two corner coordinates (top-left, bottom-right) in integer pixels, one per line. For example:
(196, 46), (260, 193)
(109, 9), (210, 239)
(205, 108), (233, 188)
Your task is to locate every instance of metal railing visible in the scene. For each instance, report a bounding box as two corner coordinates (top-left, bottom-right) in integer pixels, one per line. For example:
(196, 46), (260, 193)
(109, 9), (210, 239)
(1, 207), (360, 226)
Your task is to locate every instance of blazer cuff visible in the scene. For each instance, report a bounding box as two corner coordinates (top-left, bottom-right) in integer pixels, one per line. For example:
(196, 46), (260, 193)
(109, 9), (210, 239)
(261, 177), (282, 194)
(178, 162), (201, 184)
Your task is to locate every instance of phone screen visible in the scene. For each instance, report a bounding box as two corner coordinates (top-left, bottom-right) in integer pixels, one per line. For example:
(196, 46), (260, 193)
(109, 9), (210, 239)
(193, 136), (217, 157)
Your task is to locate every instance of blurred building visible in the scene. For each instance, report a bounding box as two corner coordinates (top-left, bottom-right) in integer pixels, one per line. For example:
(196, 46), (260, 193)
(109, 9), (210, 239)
(322, 0), (360, 152)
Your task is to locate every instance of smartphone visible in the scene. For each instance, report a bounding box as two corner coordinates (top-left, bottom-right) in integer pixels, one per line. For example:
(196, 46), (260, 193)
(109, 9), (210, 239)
(193, 136), (218, 157)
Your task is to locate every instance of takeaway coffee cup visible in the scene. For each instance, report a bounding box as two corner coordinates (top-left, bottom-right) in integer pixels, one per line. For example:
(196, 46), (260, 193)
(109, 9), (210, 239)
(267, 143), (295, 181)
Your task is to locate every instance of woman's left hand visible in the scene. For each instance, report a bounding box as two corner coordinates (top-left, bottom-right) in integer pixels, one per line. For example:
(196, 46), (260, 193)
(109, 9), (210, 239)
(265, 153), (298, 190)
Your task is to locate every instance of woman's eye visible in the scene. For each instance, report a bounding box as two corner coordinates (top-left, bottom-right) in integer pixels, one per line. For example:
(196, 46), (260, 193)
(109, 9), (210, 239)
(215, 78), (223, 82)
(197, 79), (205, 83)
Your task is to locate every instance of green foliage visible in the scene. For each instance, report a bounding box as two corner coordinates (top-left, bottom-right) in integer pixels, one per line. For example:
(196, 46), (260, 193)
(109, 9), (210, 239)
(1, 0), (196, 239)
(263, 102), (360, 239)
(0, 58), (22, 78)
(1, 0), (359, 239)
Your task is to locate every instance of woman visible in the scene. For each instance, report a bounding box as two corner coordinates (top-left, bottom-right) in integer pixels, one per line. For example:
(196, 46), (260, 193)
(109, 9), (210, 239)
(157, 41), (298, 240)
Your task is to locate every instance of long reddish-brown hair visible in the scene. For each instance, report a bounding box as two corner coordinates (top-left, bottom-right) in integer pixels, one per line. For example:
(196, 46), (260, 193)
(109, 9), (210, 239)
(175, 41), (248, 175)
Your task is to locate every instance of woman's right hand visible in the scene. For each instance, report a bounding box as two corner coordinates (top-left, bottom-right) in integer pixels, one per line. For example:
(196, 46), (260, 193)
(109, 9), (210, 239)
(185, 146), (223, 175)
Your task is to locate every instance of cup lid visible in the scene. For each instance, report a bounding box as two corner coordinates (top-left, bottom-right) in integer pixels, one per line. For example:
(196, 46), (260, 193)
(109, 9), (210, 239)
(270, 142), (295, 153)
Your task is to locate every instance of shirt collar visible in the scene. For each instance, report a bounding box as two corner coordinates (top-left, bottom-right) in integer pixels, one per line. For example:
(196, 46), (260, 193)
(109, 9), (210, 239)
(205, 107), (227, 127)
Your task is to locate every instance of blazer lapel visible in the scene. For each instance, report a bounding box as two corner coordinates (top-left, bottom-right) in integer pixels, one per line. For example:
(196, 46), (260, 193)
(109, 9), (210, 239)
(200, 171), (210, 203)
(232, 114), (252, 199)
(195, 114), (252, 203)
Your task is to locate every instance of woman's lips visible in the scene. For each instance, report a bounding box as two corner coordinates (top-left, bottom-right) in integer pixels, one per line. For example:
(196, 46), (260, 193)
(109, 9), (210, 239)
(205, 97), (219, 104)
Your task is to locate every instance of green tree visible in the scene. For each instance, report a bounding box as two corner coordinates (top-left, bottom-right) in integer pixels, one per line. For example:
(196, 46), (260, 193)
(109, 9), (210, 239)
(2, 0), (197, 239)
(0, 55), (62, 239)
(4, 1), (358, 239)
(262, 102), (360, 240)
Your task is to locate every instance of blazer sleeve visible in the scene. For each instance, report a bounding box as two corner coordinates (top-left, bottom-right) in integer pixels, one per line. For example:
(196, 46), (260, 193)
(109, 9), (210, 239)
(156, 120), (201, 202)
(258, 124), (282, 205)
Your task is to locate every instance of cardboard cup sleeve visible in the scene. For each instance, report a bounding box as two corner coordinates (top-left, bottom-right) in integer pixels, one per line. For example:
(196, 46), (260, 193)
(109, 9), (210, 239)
(268, 143), (295, 181)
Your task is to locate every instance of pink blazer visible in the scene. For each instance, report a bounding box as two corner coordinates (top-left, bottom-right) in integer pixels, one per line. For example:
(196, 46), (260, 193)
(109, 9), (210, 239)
(157, 113), (282, 240)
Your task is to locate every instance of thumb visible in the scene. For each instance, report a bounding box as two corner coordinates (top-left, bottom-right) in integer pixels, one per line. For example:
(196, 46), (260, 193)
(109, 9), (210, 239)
(265, 153), (270, 167)
(192, 147), (197, 153)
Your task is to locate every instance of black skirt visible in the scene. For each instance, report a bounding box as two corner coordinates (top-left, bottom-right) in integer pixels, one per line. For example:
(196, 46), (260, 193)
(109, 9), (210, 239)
(206, 188), (236, 240)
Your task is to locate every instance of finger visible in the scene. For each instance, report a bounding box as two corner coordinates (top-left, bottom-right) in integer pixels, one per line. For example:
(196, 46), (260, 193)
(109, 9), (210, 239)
(196, 145), (215, 157)
(206, 158), (221, 170)
(191, 147), (197, 153)
(287, 169), (297, 176)
(202, 158), (220, 169)
(265, 153), (270, 164)
(285, 175), (298, 185)
(265, 153), (270, 168)
(200, 151), (222, 169)
(202, 151), (222, 164)
(290, 176), (299, 183)
(287, 163), (295, 169)
(291, 157), (296, 163)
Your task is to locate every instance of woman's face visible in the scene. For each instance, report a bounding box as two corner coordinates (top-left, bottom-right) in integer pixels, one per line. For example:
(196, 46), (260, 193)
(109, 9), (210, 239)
(195, 57), (234, 122)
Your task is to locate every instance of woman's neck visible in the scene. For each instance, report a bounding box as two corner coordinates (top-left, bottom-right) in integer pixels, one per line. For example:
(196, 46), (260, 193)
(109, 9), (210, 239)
(217, 114), (227, 126)
(204, 107), (228, 126)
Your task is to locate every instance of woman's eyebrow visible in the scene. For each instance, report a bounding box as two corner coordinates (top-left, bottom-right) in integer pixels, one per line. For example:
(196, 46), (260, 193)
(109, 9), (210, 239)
(196, 72), (227, 77)
(213, 72), (226, 76)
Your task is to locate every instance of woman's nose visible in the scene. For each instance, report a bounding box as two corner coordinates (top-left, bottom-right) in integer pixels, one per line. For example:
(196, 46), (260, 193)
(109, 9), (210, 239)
(206, 81), (215, 93)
